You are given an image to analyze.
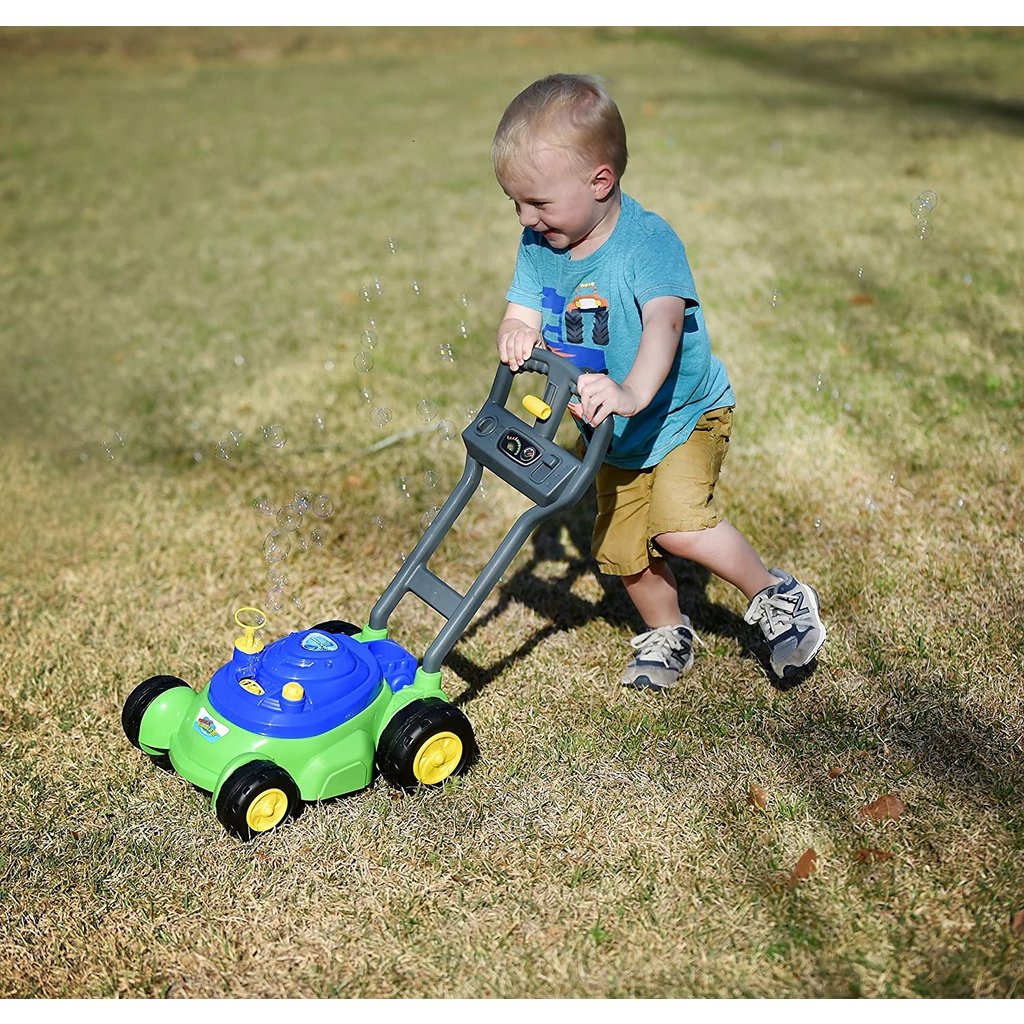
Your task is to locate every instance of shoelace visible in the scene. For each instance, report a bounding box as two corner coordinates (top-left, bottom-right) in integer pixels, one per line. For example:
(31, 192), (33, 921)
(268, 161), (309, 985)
(630, 625), (704, 665)
(744, 590), (806, 640)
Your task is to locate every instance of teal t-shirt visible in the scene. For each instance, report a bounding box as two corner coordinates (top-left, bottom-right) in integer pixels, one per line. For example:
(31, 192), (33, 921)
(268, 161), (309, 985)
(505, 192), (734, 469)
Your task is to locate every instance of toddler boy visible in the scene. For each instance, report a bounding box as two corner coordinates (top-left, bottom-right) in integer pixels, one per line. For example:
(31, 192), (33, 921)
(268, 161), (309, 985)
(492, 73), (826, 687)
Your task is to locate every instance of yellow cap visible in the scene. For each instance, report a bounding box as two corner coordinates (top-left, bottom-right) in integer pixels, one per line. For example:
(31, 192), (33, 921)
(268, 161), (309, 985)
(282, 682), (304, 702)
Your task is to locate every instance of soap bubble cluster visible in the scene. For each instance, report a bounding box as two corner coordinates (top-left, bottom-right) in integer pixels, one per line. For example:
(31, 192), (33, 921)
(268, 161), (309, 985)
(910, 189), (938, 240)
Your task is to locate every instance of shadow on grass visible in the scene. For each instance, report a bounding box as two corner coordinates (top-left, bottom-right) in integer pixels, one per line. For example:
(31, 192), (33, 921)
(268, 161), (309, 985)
(445, 489), (801, 705)
(649, 27), (1024, 137)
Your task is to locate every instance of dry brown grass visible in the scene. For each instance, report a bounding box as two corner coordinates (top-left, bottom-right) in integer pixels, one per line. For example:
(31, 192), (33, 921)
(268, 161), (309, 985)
(1, 27), (1023, 999)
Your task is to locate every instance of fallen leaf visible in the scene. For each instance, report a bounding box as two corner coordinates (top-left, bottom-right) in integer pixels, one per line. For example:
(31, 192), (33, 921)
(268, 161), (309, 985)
(859, 793), (906, 820)
(850, 293), (875, 305)
(854, 848), (894, 864)
(787, 848), (818, 889)
(747, 785), (769, 811)
(828, 765), (845, 779)
(1012, 910), (1024, 937)
(344, 474), (365, 488)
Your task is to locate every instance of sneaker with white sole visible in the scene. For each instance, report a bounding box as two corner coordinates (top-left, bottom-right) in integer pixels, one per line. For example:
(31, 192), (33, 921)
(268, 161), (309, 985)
(620, 619), (697, 690)
(744, 569), (826, 679)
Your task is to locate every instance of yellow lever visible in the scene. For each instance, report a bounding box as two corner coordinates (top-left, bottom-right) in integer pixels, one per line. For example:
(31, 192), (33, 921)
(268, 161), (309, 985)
(522, 394), (552, 421)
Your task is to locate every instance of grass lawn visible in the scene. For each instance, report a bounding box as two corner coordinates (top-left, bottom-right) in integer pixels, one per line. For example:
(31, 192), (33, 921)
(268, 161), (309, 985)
(1, 26), (1022, 998)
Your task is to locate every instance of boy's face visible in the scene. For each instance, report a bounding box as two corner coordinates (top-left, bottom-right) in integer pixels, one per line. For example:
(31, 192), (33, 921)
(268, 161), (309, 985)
(498, 145), (617, 255)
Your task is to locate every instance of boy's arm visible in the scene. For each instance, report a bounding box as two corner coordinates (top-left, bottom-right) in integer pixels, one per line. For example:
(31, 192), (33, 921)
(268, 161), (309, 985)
(576, 295), (686, 426)
(496, 302), (544, 372)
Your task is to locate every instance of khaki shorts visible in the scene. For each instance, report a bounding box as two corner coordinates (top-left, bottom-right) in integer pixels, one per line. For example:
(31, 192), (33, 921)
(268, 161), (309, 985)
(591, 406), (733, 576)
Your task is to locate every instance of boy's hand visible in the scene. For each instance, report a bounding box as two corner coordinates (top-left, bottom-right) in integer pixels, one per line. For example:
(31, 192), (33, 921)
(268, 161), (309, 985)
(497, 324), (544, 372)
(577, 372), (638, 426)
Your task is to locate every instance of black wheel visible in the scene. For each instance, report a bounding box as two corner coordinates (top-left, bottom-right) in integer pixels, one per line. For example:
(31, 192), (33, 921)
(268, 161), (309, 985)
(122, 674), (190, 751)
(215, 761), (302, 841)
(310, 619), (361, 635)
(592, 307), (610, 346)
(565, 309), (584, 344)
(376, 698), (477, 792)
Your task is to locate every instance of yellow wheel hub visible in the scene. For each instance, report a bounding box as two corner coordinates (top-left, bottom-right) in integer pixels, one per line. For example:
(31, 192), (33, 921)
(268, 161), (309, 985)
(412, 731), (463, 785)
(245, 788), (289, 832)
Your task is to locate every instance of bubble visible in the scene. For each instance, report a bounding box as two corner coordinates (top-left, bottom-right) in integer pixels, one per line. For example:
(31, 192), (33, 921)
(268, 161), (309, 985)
(103, 442), (117, 461)
(358, 384), (375, 404)
(416, 399), (437, 422)
(373, 515), (386, 530)
(411, 280), (421, 297)
(263, 529), (292, 563)
(230, 430), (244, 446)
(234, 353), (246, 367)
(424, 469), (438, 489)
(266, 586), (284, 611)
(354, 351), (374, 373)
(293, 490), (311, 510)
(856, 267), (865, 280)
(294, 532), (309, 551)
(814, 374), (827, 393)
(374, 277), (384, 296)
(915, 219), (933, 241)
(291, 595), (304, 611)
(956, 495), (967, 509)
(963, 274), (973, 285)
(436, 420), (455, 441)
(889, 473), (897, 486)
(311, 494), (335, 519)
(361, 287), (372, 303)
(261, 424), (287, 449)
(361, 328), (378, 349)
(464, 407), (476, 423)
(397, 477), (412, 500)
(372, 406), (393, 428)
(420, 506), (442, 528)
(214, 441), (230, 460)
(459, 293), (469, 307)
(387, 236), (398, 254)
(324, 359), (335, 371)
(910, 190), (938, 217)
(458, 320), (469, 338)
(114, 431), (127, 447)
(277, 503), (303, 532)
(770, 289), (781, 308)
(438, 342), (455, 362)
(192, 450), (203, 463)
(813, 517), (822, 530)
(309, 528), (325, 547)
(253, 496), (274, 517)
(313, 413), (326, 432)
(865, 497), (877, 513)
(267, 566), (287, 586)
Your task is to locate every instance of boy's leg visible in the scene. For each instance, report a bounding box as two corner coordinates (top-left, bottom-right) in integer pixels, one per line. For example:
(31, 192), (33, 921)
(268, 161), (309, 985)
(591, 467), (696, 691)
(654, 520), (777, 601)
(621, 558), (684, 627)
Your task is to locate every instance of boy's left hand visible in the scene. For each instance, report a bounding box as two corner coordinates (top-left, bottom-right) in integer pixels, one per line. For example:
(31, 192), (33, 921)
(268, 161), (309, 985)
(576, 373), (637, 425)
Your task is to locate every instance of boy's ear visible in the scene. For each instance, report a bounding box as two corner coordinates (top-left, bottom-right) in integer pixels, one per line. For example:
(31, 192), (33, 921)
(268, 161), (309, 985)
(590, 164), (617, 200)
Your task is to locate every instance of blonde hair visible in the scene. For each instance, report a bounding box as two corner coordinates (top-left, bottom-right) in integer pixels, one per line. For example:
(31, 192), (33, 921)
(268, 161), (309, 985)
(492, 73), (628, 182)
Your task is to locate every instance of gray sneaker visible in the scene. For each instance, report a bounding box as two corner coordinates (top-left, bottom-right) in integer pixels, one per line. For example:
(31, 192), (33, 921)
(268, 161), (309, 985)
(744, 569), (826, 679)
(620, 620), (696, 690)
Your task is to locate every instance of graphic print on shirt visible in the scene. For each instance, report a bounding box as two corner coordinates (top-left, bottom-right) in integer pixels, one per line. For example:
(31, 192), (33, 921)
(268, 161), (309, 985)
(541, 282), (609, 374)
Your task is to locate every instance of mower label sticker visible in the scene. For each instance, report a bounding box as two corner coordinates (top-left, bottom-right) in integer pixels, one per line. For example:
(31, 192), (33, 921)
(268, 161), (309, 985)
(301, 632), (339, 652)
(193, 707), (229, 742)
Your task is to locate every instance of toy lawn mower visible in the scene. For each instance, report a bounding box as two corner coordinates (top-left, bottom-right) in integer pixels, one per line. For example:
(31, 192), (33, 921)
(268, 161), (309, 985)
(121, 352), (613, 839)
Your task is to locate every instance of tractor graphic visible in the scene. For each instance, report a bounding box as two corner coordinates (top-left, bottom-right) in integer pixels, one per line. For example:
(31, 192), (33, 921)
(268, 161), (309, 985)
(564, 284), (610, 347)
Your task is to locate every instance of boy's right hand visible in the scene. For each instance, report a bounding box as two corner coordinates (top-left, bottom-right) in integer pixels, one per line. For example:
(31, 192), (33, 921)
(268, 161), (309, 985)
(497, 324), (544, 373)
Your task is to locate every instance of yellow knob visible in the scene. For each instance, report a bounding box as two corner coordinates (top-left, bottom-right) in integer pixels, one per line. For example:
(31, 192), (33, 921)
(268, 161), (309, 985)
(282, 682), (304, 702)
(522, 394), (552, 421)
